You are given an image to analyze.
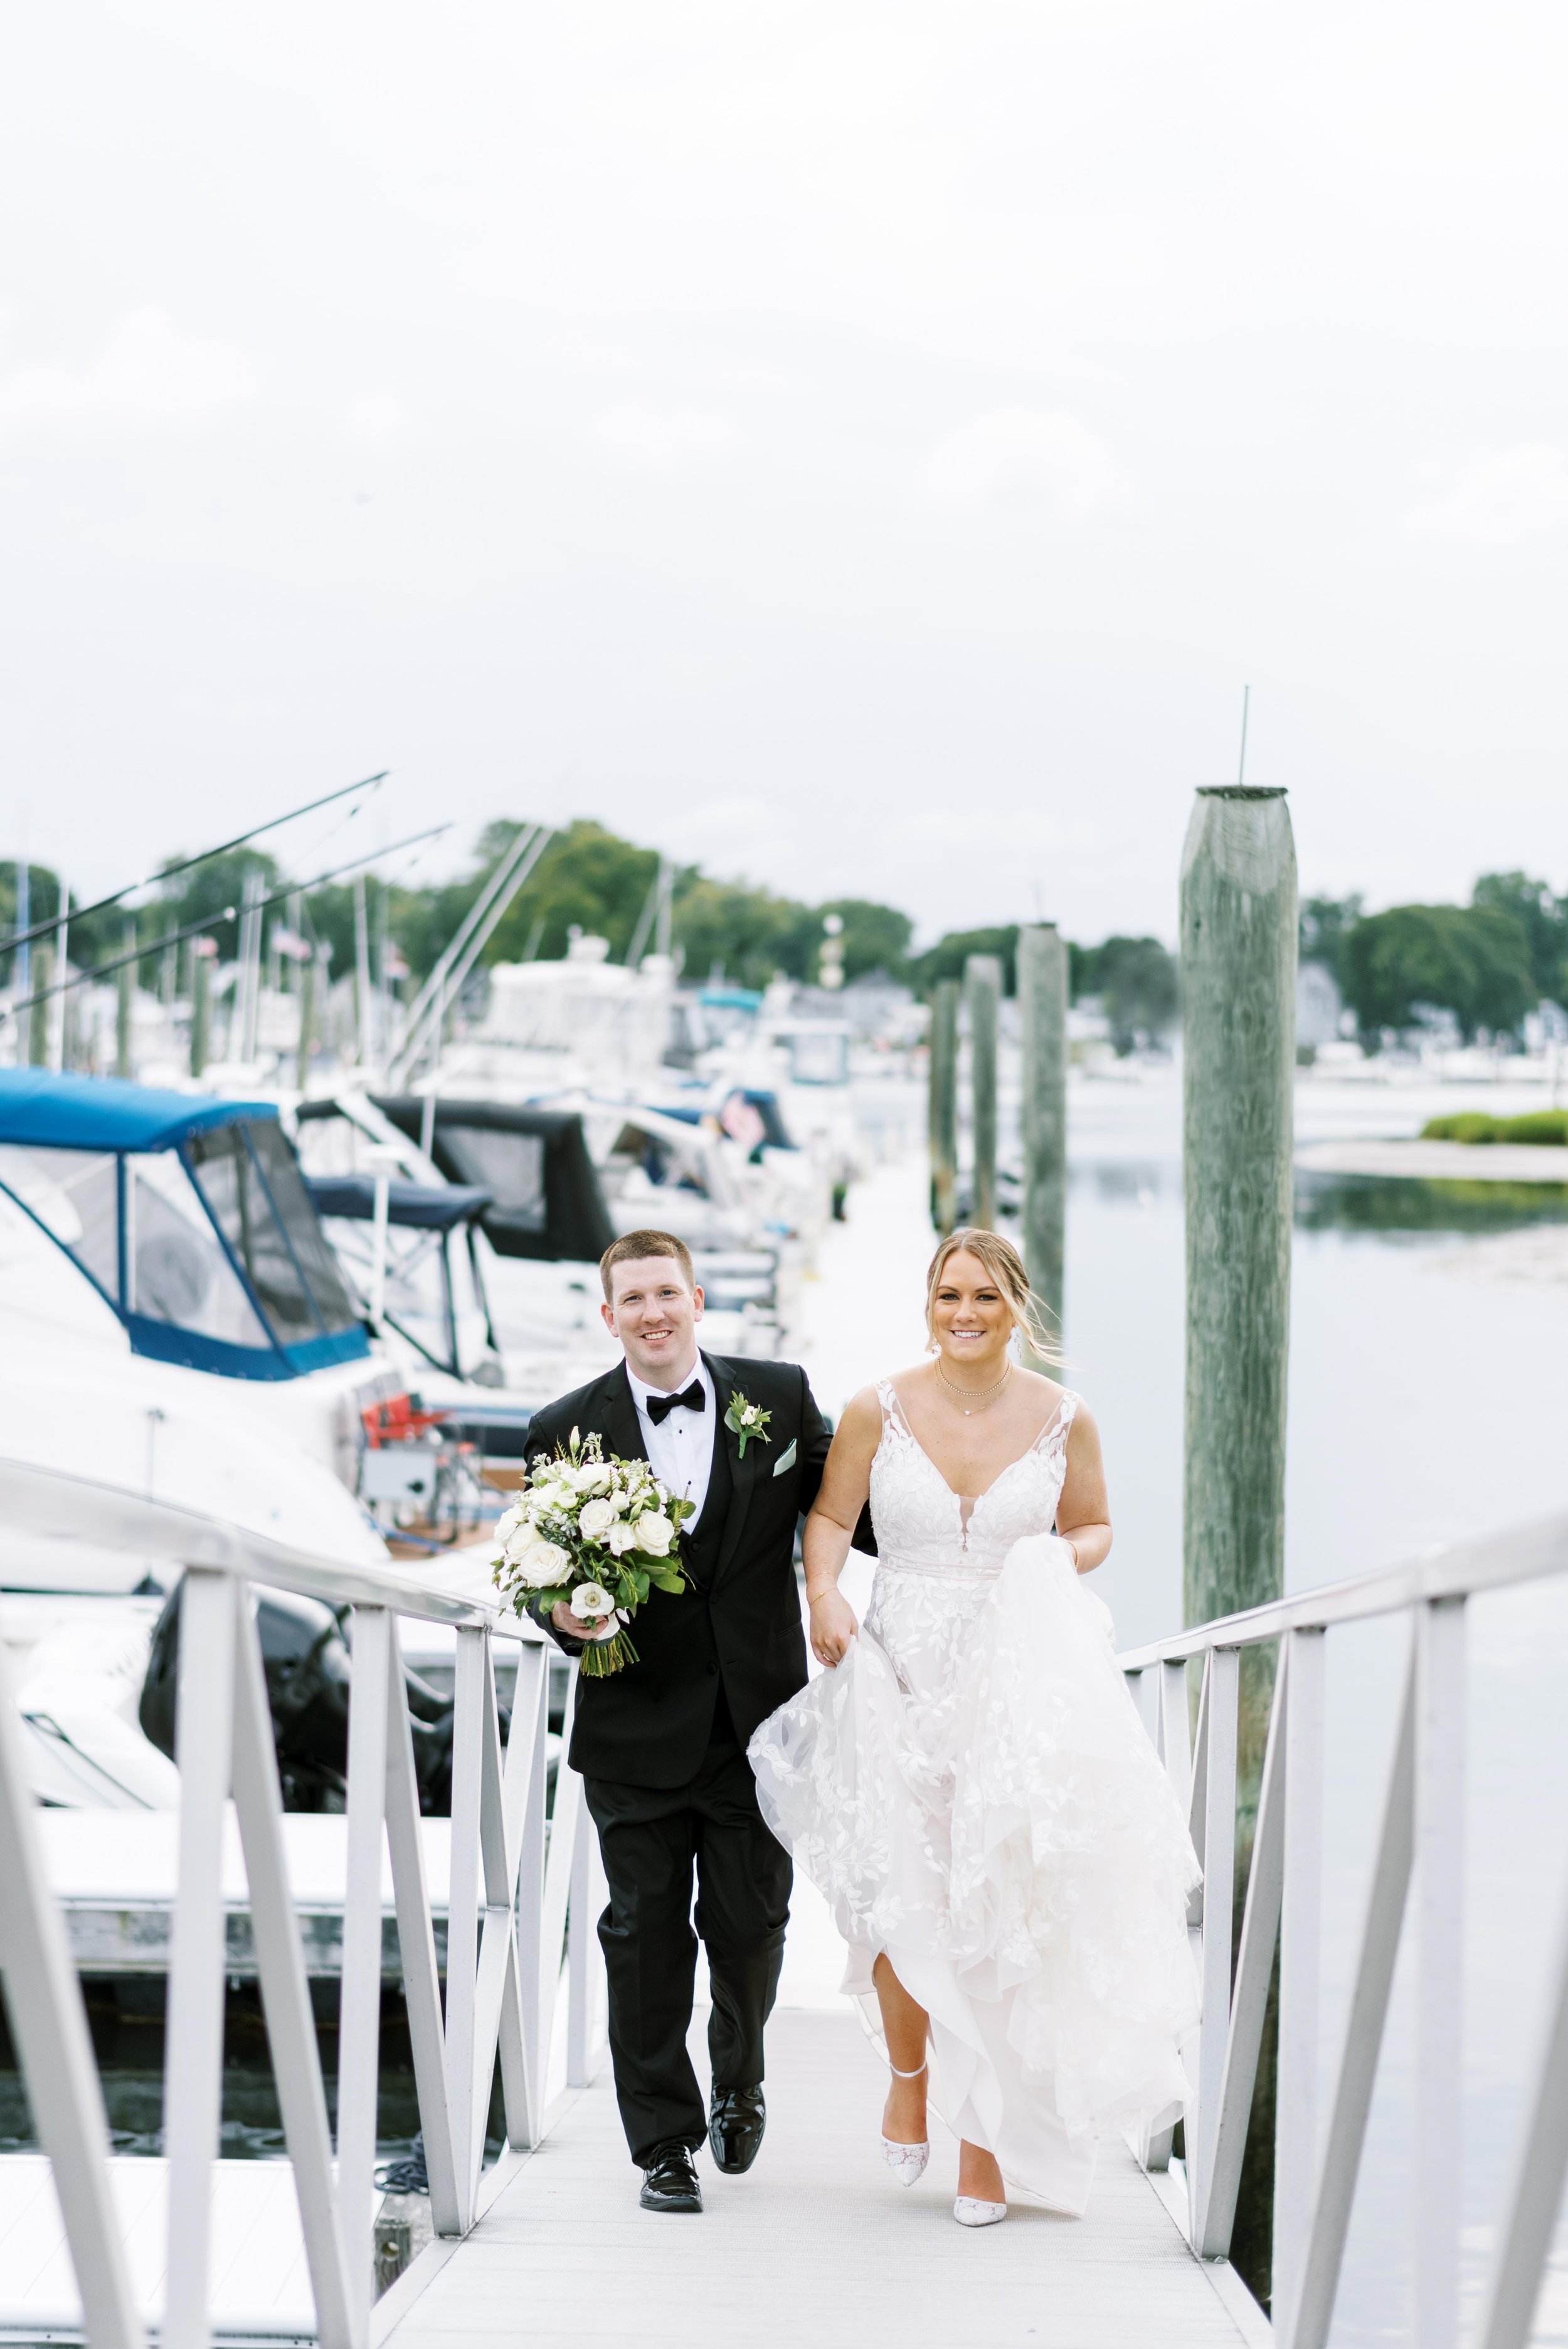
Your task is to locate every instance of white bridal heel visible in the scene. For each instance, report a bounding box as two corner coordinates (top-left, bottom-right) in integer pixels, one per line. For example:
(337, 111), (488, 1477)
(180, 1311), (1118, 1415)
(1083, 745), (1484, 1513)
(953, 2196), (1008, 2227)
(881, 2059), (930, 2186)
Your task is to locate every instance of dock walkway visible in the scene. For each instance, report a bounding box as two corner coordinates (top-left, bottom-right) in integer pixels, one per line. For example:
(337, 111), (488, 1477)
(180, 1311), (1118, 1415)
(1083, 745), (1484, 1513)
(374, 2013), (1258, 2349)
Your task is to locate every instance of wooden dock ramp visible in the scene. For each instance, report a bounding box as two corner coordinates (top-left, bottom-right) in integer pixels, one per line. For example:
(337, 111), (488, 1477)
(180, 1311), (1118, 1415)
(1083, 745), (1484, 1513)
(374, 2013), (1258, 2349)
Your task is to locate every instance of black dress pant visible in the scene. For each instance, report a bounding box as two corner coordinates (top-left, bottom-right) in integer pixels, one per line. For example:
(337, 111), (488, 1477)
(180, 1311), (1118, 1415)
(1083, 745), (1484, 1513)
(583, 1736), (792, 2166)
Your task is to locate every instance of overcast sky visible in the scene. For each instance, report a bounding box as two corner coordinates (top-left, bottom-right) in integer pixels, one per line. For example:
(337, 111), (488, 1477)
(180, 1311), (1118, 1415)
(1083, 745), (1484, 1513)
(2, 1), (1565, 946)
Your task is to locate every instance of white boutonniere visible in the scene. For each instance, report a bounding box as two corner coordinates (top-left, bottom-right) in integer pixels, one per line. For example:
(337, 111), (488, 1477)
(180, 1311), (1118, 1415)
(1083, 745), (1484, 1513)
(724, 1390), (773, 1460)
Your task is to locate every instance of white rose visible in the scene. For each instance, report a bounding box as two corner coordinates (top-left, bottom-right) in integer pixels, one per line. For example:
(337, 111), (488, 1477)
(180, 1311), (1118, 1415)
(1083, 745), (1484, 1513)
(569, 1463), (605, 1494)
(503, 1520), (541, 1564)
(635, 1512), (675, 1557)
(578, 1497), (616, 1540)
(607, 1487), (629, 1515)
(607, 1520), (638, 1556)
(570, 1581), (615, 1621)
(516, 1540), (568, 1588)
(495, 1502), (527, 1546)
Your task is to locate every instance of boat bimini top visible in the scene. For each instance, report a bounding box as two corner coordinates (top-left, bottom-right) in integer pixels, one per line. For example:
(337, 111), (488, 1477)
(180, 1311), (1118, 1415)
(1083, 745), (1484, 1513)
(0, 1070), (371, 1381)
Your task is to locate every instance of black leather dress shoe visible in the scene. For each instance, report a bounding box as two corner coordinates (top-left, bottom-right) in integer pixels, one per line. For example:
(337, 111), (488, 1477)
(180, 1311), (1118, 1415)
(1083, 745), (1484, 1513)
(639, 2141), (702, 2213)
(709, 2086), (766, 2175)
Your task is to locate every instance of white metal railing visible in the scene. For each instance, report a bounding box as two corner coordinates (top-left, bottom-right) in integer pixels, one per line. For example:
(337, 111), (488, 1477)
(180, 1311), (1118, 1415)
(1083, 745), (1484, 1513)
(0, 1456), (607, 2349)
(1118, 1509), (1568, 2349)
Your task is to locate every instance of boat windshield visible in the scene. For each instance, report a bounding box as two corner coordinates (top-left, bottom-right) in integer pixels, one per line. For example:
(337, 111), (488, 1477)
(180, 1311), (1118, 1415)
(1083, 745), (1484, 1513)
(437, 1124), (548, 1229)
(0, 1110), (369, 1377)
(0, 1140), (271, 1351)
(186, 1122), (359, 1343)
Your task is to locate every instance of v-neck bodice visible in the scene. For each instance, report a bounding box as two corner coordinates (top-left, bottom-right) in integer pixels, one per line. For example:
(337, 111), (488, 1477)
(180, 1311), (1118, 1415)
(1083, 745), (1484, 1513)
(868, 1379), (1078, 1583)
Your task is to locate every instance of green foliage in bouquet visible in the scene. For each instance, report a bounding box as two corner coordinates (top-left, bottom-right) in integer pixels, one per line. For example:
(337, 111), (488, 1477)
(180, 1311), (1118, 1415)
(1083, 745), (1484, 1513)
(490, 1429), (694, 1677)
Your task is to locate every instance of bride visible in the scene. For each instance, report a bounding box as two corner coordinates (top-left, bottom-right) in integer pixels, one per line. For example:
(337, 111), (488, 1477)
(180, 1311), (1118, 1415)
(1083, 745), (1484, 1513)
(748, 1228), (1200, 2228)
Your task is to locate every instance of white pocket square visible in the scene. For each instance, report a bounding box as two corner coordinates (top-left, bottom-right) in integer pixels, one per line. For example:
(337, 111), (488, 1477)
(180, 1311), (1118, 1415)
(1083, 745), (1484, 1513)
(772, 1438), (797, 1477)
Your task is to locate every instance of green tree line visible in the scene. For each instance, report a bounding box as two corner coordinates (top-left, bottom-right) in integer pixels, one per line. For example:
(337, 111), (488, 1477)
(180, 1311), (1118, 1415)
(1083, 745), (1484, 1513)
(1, 823), (1180, 1056)
(1300, 872), (1566, 1041)
(1, 822), (918, 1002)
(905, 925), (1180, 1052)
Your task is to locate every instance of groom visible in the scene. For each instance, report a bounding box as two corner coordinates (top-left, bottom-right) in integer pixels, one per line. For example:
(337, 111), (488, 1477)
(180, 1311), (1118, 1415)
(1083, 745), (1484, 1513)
(525, 1228), (864, 2214)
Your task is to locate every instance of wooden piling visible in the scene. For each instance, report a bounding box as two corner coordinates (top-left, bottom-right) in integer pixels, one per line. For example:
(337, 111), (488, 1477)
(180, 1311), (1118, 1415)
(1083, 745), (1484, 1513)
(297, 951), (317, 1093)
(928, 978), (960, 1235)
(965, 953), (1001, 1230)
(115, 920), (135, 1080)
(1017, 925), (1067, 1354)
(1179, 781), (1296, 2305)
(189, 948), (212, 1079)
(1180, 785), (1296, 1626)
(28, 946), (51, 1068)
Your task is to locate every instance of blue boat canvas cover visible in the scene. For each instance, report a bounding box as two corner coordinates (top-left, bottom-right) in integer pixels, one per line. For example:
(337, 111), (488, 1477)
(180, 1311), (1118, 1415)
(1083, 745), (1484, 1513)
(0, 1071), (370, 1380)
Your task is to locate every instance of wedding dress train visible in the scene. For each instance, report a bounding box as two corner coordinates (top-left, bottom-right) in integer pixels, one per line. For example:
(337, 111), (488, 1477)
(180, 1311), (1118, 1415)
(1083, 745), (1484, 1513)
(748, 1383), (1200, 2212)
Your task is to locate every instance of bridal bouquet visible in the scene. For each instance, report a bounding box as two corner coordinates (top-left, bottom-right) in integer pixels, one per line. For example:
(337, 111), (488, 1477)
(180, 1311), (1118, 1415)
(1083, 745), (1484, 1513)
(491, 1429), (694, 1677)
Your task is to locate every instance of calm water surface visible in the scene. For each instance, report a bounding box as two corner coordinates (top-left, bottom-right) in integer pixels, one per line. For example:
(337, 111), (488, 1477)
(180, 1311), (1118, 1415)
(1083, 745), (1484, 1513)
(1061, 1069), (1568, 2345)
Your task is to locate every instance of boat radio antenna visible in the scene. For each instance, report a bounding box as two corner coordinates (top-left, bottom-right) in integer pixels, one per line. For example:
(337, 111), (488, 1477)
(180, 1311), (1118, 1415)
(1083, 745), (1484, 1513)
(3, 768), (389, 960)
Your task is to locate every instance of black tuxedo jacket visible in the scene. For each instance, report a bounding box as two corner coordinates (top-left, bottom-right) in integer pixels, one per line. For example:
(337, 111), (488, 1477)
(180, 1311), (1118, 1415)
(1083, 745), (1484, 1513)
(525, 1351), (864, 1789)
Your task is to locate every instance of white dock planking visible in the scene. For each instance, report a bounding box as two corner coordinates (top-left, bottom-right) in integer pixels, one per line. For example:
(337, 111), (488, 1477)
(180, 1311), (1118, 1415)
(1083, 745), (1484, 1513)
(374, 2013), (1258, 2349)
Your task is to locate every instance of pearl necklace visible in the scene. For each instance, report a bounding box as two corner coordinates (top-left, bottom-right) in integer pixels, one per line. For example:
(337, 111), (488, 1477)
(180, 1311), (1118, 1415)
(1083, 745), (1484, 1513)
(935, 1360), (1012, 1416)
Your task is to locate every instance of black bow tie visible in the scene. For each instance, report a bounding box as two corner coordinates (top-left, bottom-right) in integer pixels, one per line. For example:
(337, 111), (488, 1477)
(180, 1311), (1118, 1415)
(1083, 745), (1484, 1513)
(645, 1380), (705, 1426)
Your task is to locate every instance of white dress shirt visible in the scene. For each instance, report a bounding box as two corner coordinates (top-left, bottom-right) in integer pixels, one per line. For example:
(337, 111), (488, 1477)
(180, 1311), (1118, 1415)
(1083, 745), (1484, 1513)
(626, 1352), (717, 1527)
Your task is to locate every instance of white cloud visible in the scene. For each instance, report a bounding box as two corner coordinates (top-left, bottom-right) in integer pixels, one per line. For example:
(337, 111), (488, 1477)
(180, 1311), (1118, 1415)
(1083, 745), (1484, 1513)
(0, 307), (256, 440)
(916, 407), (1131, 520)
(660, 797), (780, 854)
(1407, 445), (1568, 548)
(345, 391), (415, 444)
(591, 399), (741, 470)
(891, 807), (1099, 852)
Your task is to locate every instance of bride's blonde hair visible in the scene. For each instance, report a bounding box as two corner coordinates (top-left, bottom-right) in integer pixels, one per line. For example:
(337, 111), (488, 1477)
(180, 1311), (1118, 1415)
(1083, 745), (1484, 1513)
(924, 1227), (1064, 1367)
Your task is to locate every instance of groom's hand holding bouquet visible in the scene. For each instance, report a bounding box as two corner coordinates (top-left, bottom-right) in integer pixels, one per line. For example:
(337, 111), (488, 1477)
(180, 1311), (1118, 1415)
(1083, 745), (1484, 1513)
(492, 1428), (694, 1676)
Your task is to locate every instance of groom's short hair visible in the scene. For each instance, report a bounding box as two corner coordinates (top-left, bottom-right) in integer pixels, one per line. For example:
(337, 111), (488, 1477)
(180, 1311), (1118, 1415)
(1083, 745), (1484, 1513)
(600, 1229), (697, 1302)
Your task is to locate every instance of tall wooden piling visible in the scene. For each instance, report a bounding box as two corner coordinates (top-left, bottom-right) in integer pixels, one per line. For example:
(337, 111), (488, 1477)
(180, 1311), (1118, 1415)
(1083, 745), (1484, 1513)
(296, 950), (317, 1092)
(115, 920), (136, 1080)
(1180, 781), (1296, 2306)
(928, 978), (960, 1235)
(28, 946), (51, 1067)
(965, 953), (1001, 1231)
(1181, 785), (1296, 1627)
(1017, 924), (1067, 1352)
(189, 947), (212, 1079)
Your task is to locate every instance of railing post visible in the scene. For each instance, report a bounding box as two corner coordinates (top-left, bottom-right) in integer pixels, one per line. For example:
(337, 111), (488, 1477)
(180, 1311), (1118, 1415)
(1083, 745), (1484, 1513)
(1158, 1658), (1194, 1819)
(162, 1568), (238, 2349)
(1414, 1597), (1467, 2349)
(1286, 1636), (1418, 2349)
(508, 1648), (549, 2147)
(230, 1588), (355, 2349)
(1476, 1872), (1568, 2349)
(1198, 1642), (1291, 2257)
(0, 1638), (146, 2349)
(1274, 1626), (1325, 2339)
(381, 1620), (462, 2236)
(1191, 1646), (1238, 2233)
(337, 1606), (392, 2345)
(567, 1791), (607, 2091)
(1141, 1655), (1196, 2175)
(444, 1626), (487, 2229)
(1128, 1664), (1158, 1742)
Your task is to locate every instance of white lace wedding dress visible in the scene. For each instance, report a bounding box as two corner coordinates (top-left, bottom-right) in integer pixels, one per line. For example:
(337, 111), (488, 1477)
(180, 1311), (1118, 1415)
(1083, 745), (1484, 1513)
(748, 1383), (1201, 2212)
